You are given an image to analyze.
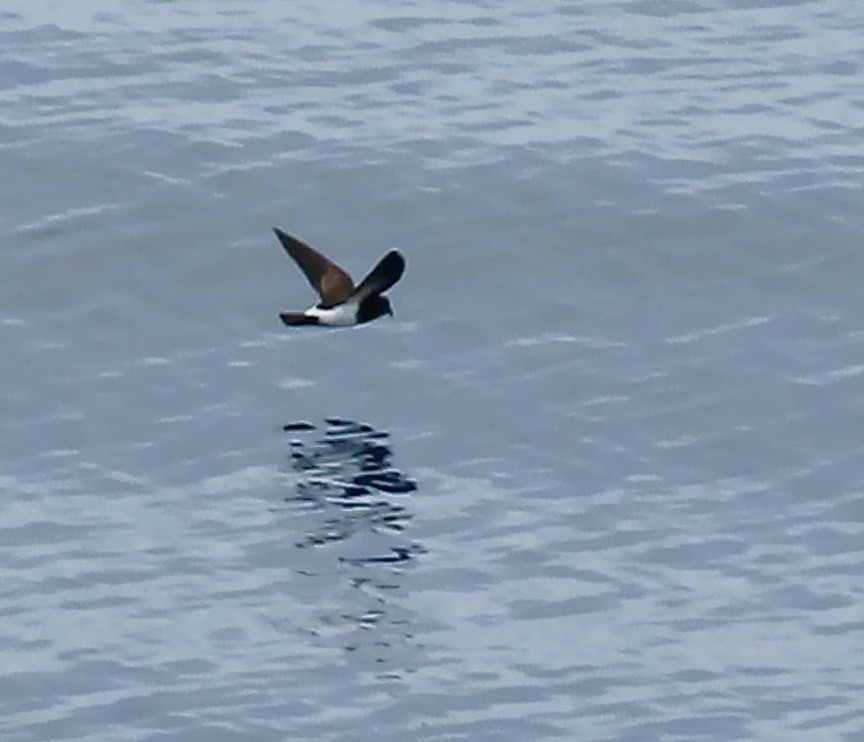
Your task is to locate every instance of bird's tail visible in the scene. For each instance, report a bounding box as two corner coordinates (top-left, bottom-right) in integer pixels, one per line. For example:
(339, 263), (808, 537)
(279, 312), (320, 326)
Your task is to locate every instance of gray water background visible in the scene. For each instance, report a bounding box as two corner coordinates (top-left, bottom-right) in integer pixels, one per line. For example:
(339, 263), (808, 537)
(2, 0), (864, 739)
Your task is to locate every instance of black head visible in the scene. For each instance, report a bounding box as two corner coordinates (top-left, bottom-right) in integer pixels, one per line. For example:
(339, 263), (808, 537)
(357, 294), (393, 324)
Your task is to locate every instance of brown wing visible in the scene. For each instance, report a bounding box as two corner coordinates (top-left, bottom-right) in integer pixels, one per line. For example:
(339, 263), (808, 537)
(274, 228), (354, 307)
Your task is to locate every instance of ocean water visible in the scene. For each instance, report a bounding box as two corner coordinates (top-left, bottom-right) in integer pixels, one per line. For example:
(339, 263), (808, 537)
(2, 1), (864, 739)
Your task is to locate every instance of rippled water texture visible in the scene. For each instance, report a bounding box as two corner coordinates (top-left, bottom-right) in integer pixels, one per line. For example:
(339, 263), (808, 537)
(2, 1), (864, 739)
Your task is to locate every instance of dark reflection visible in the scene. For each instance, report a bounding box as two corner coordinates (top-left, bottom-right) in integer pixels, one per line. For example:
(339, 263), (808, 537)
(280, 418), (424, 676)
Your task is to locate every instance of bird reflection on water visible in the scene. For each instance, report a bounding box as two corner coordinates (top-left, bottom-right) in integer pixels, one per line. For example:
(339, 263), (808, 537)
(280, 418), (424, 675)
(285, 418), (419, 552)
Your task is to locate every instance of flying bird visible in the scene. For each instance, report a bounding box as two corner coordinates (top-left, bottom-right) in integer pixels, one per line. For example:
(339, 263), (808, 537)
(274, 228), (406, 327)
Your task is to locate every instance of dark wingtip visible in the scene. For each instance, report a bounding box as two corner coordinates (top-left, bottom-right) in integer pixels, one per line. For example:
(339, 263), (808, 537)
(382, 250), (406, 277)
(274, 227), (299, 246)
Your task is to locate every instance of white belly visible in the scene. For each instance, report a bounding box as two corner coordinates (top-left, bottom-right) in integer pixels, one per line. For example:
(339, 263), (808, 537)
(305, 301), (357, 326)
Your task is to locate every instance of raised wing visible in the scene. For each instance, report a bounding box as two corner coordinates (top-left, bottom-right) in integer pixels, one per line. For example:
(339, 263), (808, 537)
(274, 228), (354, 307)
(352, 250), (406, 302)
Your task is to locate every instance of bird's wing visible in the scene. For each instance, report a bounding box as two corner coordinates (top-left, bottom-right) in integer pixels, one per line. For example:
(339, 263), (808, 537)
(352, 250), (406, 302)
(274, 228), (355, 307)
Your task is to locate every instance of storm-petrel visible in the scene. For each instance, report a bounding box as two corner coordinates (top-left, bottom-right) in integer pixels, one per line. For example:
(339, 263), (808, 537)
(274, 228), (405, 327)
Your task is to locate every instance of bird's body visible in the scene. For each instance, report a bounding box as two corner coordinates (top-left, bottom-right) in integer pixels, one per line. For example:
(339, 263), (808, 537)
(303, 301), (358, 326)
(273, 228), (405, 328)
(287, 299), (361, 327)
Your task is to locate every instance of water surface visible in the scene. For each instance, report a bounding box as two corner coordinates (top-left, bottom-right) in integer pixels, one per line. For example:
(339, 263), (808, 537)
(2, 1), (864, 739)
